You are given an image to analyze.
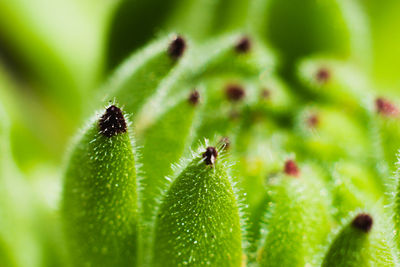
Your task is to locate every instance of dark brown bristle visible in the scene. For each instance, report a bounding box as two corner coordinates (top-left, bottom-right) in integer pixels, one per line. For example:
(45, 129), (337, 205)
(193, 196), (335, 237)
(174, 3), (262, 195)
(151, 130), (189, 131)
(188, 90), (200, 105)
(316, 68), (330, 83)
(168, 36), (186, 60)
(235, 37), (251, 53)
(219, 137), (231, 151)
(99, 105), (127, 137)
(226, 84), (245, 102)
(307, 114), (319, 128)
(376, 97), (399, 117)
(202, 147), (218, 166)
(284, 160), (300, 177)
(352, 213), (373, 233)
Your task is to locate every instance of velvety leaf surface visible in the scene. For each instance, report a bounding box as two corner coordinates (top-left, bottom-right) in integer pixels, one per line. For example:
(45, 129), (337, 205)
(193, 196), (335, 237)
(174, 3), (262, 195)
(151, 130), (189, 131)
(62, 106), (138, 266)
(153, 145), (242, 267)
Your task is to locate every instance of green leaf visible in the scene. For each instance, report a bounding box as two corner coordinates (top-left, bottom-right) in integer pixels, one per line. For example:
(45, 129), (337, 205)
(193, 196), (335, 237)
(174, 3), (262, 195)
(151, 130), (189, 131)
(297, 58), (373, 114)
(152, 145), (243, 267)
(258, 161), (332, 267)
(62, 105), (138, 266)
(252, 76), (295, 116)
(330, 161), (383, 221)
(322, 213), (396, 267)
(231, 121), (288, 262)
(140, 90), (202, 217)
(292, 106), (370, 162)
(103, 35), (186, 116)
(138, 90), (202, 265)
(191, 35), (274, 81)
(192, 78), (244, 143)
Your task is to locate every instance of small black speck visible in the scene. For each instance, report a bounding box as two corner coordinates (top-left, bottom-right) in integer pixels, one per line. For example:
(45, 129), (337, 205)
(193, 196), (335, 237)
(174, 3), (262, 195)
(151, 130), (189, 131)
(168, 36), (186, 60)
(376, 97), (399, 117)
(284, 159), (300, 177)
(99, 105), (127, 137)
(316, 68), (330, 83)
(226, 84), (245, 102)
(235, 36), (251, 53)
(202, 147), (218, 166)
(352, 213), (373, 233)
(306, 113), (319, 128)
(188, 90), (200, 105)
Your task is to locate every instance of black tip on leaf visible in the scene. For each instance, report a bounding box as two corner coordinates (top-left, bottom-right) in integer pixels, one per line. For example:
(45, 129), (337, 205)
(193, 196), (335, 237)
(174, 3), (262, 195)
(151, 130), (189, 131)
(188, 90), (200, 105)
(202, 147), (218, 166)
(168, 36), (186, 60)
(99, 105), (127, 137)
(376, 97), (399, 117)
(226, 84), (245, 102)
(284, 160), (300, 177)
(307, 114), (319, 128)
(352, 213), (373, 233)
(316, 68), (330, 83)
(235, 36), (251, 53)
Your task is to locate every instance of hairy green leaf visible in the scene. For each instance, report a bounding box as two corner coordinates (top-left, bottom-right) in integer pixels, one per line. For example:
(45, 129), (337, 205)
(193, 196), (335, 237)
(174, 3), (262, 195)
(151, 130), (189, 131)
(140, 90), (202, 217)
(103, 35), (186, 116)
(322, 213), (396, 267)
(258, 162), (331, 267)
(152, 145), (243, 267)
(62, 105), (138, 266)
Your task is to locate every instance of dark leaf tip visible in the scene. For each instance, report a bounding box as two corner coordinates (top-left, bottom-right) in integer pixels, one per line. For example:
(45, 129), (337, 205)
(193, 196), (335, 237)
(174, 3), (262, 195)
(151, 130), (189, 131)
(316, 68), (330, 83)
(307, 113), (319, 128)
(202, 146), (218, 166)
(226, 84), (245, 102)
(352, 213), (373, 233)
(188, 90), (200, 105)
(284, 159), (300, 177)
(99, 105), (127, 137)
(376, 97), (399, 117)
(235, 36), (251, 53)
(168, 35), (186, 60)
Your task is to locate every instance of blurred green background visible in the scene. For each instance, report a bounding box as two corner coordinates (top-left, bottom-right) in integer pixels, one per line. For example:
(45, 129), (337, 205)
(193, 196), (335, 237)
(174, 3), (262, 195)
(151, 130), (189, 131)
(1, 0), (400, 171)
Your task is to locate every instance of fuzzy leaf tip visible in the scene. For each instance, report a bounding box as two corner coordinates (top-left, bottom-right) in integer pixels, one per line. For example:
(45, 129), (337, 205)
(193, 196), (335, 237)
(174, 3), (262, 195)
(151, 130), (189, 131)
(168, 35), (186, 59)
(188, 90), (200, 105)
(316, 67), (330, 83)
(235, 36), (251, 53)
(375, 97), (399, 117)
(225, 84), (245, 102)
(352, 213), (373, 233)
(284, 159), (300, 177)
(202, 146), (218, 166)
(99, 105), (127, 137)
(306, 113), (319, 128)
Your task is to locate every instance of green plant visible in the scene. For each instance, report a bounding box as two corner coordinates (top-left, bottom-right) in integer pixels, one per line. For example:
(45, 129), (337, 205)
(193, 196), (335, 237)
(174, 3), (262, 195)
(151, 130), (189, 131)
(2, 0), (400, 266)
